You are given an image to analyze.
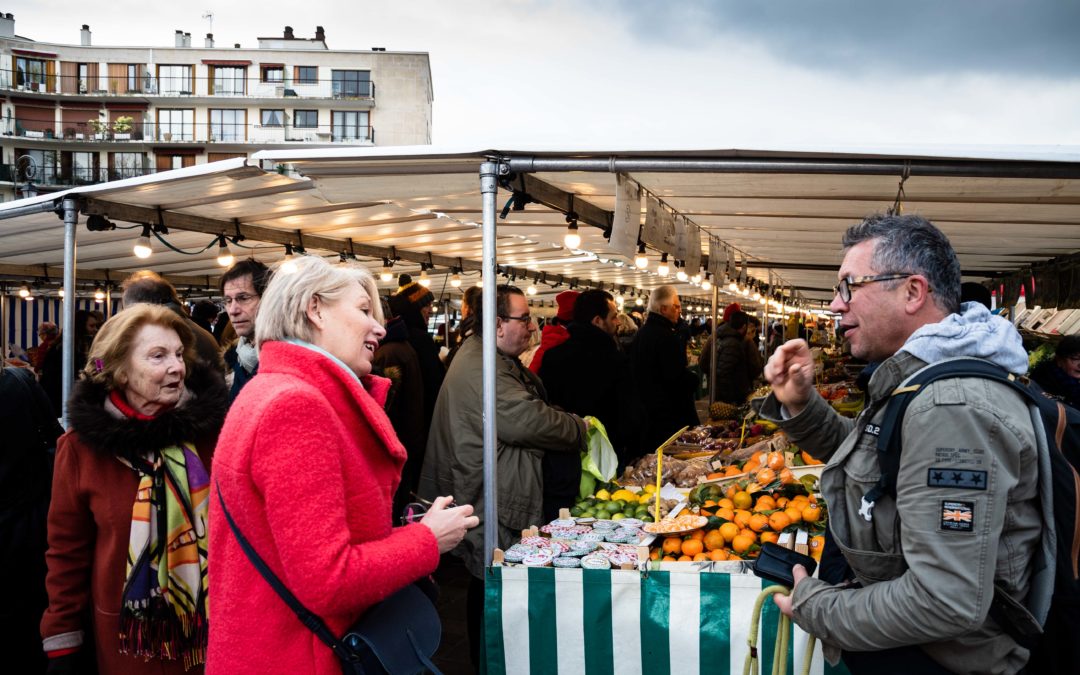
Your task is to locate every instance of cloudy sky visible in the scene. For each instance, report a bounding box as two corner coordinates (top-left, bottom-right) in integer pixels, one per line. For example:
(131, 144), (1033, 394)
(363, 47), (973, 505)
(13, 0), (1080, 148)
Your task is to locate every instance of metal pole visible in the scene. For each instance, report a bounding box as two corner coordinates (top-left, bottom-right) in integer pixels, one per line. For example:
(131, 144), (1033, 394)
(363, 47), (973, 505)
(765, 271), (773, 358)
(0, 198), (61, 220)
(480, 161), (499, 569)
(61, 197), (78, 428)
(0, 287), (7, 363)
(708, 283), (718, 406)
(105, 285), (112, 317)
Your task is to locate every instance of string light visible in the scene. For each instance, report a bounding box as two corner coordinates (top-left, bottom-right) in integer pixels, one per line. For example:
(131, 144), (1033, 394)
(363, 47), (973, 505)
(58, 288), (65, 299)
(475, 277), (484, 288)
(563, 217), (581, 250)
(380, 258), (393, 282)
(635, 243), (649, 269)
(419, 266), (431, 288)
(450, 269), (462, 288)
(18, 285), (30, 298)
(216, 235), (234, 267)
(94, 286), (105, 302)
(675, 261), (688, 282)
(526, 283), (537, 296)
(701, 276), (712, 292)
(657, 253), (670, 277)
(133, 224), (152, 259)
(280, 243), (298, 274)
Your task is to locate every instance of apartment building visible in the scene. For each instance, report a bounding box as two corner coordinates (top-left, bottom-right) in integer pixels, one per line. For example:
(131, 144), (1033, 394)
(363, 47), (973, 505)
(0, 14), (433, 199)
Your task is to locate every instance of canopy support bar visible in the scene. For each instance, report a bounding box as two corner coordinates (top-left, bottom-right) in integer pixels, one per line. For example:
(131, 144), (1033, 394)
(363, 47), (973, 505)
(61, 197), (78, 429)
(480, 161), (500, 569)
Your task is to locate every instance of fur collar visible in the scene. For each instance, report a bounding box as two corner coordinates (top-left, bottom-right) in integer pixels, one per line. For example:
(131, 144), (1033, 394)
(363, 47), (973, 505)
(67, 362), (228, 456)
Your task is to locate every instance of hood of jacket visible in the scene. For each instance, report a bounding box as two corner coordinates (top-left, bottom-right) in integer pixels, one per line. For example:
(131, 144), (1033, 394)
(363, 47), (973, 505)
(66, 360), (229, 457)
(899, 301), (1028, 374)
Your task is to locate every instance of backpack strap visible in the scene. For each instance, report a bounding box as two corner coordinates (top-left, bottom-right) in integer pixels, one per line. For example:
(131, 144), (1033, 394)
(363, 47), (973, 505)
(214, 480), (362, 667)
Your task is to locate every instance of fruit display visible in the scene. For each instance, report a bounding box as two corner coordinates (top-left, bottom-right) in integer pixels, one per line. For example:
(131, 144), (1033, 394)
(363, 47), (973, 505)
(619, 453), (714, 488)
(708, 400), (745, 420)
(569, 484), (666, 521)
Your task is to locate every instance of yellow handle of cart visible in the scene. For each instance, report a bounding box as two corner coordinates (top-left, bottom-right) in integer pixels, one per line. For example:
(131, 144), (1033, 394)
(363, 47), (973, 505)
(654, 426), (688, 521)
(743, 585), (816, 675)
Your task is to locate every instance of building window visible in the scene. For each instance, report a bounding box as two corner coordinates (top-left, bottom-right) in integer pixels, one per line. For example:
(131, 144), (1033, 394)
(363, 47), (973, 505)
(111, 152), (143, 179)
(77, 63), (89, 93)
(261, 66), (283, 83)
(293, 109), (318, 128)
(210, 109), (245, 141)
(212, 66), (246, 95)
(127, 64), (140, 92)
(71, 151), (96, 183)
(158, 65), (193, 95)
(260, 109), (284, 127)
(158, 109), (194, 140)
(18, 149), (58, 183)
(295, 66), (317, 84)
(332, 70), (371, 97)
(16, 57), (48, 90)
(332, 111), (369, 141)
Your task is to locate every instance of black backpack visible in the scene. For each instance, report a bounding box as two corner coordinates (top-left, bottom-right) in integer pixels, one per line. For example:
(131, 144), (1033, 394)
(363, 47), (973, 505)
(867, 357), (1080, 674)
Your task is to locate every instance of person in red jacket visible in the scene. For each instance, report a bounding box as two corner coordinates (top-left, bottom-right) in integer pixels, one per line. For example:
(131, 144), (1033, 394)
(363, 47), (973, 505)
(207, 255), (478, 675)
(527, 289), (578, 374)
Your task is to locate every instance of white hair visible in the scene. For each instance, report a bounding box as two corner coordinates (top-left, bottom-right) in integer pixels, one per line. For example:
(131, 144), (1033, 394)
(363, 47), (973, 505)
(647, 285), (678, 314)
(256, 255), (383, 349)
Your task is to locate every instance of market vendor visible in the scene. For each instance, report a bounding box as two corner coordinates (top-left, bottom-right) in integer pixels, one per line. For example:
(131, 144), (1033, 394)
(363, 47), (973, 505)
(419, 284), (586, 670)
(761, 213), (1040, 675)
(1030, 335), (1080, 410)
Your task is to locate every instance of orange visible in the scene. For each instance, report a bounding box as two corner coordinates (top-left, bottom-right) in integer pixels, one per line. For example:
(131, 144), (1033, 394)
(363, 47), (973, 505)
(749, 451), (764, 465)
(732, 534), (754, 554)
(732, 491), (753, 510)
(776, 497), (790, 509)
(783, 507), (803, 524)
(688, 529), (706, 542)
(742, 460), (761, 475)
(677, 555), (693, 562)
(699, 508), (713, 517)
(649, 549), (660, 561)
(765, 451), (786, 471)
(703, 499), (718, 508)
(724, 484), (739, 500)
(755, 468), (777, 486)
(709, 548), (729, 561)
(754, 495), (777, 512)
(802, 503), (823, 523)
(718, 498), (735, 510)
(705, 472), (724, 481)
(724, 465), (742, 477)
(739, 528), (758, 543)
(662, 537), (683, 555)
(768, 511), (792, 532)
(681, 539), (704, 557)
(733, 509), (752, 529)
(693, 552), (709, 562)
(779, 468), (796, 485)
(760, 531), (779, 545)
(718, 522), (740, 543)
(809, 535), (826, 561)
(662, 555), (677, 562)
(704, 530), (725, 551)
(748, 513), (769, 533)
(715, 507), (735, 522)
(801, 450), (822, 466)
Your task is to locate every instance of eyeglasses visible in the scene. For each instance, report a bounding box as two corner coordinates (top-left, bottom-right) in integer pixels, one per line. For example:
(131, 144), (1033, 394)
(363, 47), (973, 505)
(833, 273), (914, 303)
(223, 293), (259, 307)
(499, 313), (534, 324)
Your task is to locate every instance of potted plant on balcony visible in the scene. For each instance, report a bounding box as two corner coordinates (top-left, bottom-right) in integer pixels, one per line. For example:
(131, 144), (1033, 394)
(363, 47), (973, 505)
(64, 127), (77, 140)
(88, 117), (109, 140)
(112, 115), (134, 140)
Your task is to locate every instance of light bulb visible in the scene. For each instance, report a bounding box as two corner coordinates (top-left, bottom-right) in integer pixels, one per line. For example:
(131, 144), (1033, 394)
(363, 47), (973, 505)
(450, 272), (462, 288)
(563, 222), (581, 250)
(280, 247), (298, 274)
(58, 288), (65, 298)
(676, 269), (688, 282)
(701, 279), (712, 291)
(380, 266), (393, 282)
(635, 243), (648, 269)
(94, 287), (105, 301)
(18, 285), (30, 298)
(753, 291), (762, 301)
(216, 236), (234, 267)
(635, 296), (643, 306)
(133, 226), (152, 259)
(419, 270), (431, 288)
(728, 280), (738, 292)
(657, 256), (670, 277)
(475, 277), (484, 288)
(526, 284), (537, 296)
(691, 272), (702, 284)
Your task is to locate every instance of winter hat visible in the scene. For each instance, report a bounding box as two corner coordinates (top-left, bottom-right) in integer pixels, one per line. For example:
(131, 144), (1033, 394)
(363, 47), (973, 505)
(555, 290), (580, 323)
(722, 302), (742, 323)
(390, 281), (435, 316)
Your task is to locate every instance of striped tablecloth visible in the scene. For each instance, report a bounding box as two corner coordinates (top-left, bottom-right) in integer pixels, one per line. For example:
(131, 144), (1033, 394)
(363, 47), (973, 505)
(483, 566), (849, 675)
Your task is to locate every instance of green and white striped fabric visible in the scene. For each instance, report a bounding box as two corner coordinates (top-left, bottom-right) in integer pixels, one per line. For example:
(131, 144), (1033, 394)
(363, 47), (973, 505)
(483, 566), (850, 675)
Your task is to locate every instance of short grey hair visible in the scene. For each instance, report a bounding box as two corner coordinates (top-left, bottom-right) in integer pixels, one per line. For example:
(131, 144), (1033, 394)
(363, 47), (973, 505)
(647, 285), (678, 314)
(256, 255), (383, 349)
(842, 214), (961, 315)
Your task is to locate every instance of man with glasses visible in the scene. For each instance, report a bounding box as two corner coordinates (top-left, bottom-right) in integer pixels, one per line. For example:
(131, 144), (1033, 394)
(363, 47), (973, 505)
(420, 285), (586, 670)
(761, 214), (1038, 674)
(220, 259), (272, 402)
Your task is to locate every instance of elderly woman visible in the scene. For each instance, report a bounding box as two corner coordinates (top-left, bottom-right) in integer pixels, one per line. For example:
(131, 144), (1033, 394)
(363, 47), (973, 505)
(207, 256), (477, 674)
(41, 304), (228, 674)
(1031, 335), (1080, 409)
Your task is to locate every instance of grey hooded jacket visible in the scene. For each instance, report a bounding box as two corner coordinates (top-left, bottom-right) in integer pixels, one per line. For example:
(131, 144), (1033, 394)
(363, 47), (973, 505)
(760, 303), (1040, 674)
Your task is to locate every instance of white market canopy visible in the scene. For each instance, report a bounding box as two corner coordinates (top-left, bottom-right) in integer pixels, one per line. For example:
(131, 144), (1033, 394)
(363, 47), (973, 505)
(2, 143), (1080, 309)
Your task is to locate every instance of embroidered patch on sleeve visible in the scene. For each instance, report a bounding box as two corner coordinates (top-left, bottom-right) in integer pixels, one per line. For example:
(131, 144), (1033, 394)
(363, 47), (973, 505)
(927, 468), (987, 490)
(940, 500), (975, 532)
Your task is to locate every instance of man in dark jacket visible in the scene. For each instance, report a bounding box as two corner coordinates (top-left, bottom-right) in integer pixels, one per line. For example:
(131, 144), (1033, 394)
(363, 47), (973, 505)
(219, 259), (272, 402)
(629, 284), (699, 451)
(700, 310), (763, 404)
(389, 280), (445, 430)
(539, 290), (643, 519)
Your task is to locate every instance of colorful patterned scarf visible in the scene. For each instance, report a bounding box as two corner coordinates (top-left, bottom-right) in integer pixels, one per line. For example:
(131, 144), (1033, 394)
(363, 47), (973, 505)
(118, 442), (210, 670)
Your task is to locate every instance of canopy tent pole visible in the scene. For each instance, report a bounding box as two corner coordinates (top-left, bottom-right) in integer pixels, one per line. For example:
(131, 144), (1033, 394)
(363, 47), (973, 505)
(708, 283), (718, 406)
(480, 161), (500, 567)
(1, 288), (7, 362)
(61, 197), (78, 429)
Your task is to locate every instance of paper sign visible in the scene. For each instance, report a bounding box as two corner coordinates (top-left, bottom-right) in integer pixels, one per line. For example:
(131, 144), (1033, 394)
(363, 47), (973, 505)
(604, 173), (640, 261)
(708, 238), (724, 280)
(685, 221), (702, 274)
(643, 195), (677, 255)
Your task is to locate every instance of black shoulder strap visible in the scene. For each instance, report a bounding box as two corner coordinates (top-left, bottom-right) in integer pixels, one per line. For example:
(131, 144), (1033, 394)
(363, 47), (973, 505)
(214, 480), (357, 665)
(863, 358), (1029, 515)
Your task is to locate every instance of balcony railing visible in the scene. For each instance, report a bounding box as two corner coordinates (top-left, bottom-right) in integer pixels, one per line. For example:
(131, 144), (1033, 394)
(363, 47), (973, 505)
(2, 117), (375, 144)
(1, 69), (376, 101)
(0, 163), (158, 187)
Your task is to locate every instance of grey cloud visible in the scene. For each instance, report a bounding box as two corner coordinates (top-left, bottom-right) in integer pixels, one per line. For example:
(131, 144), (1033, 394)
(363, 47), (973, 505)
(606, 0), (1080, 79)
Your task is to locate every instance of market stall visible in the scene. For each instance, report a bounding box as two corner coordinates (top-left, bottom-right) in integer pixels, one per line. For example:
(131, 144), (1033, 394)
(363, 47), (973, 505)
(2, 145), (1079, 671)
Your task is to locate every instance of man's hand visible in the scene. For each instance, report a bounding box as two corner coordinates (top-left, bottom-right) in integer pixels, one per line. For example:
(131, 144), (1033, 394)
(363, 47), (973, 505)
(763, 339), (814, 417)
(772, 564), (809, 617)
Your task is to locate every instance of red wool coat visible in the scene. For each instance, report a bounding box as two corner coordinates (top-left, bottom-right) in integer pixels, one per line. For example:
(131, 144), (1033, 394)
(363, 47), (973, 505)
(206, 341), (440, 675)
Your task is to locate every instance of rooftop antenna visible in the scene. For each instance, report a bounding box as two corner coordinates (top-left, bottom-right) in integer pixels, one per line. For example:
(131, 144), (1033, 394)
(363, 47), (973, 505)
(202, 10), (214, 35)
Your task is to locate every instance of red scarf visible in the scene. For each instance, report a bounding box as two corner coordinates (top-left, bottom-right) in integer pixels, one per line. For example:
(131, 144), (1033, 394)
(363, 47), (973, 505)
(109, 390), (162, 421)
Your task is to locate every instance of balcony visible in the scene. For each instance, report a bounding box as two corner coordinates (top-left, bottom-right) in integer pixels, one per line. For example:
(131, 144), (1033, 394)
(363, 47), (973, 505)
(0, 163), (158, 187)
(2, 117), (376, 145)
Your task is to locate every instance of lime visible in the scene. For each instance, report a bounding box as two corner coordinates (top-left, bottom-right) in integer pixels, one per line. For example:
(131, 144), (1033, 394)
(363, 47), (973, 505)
(604, 502), (622, 515)
(570, 505), (585, 517)
(613, 499), (626, 510)
(641, 515), (654, 523)
(581, 510), (596, 519)
(611, 513), (626, 521)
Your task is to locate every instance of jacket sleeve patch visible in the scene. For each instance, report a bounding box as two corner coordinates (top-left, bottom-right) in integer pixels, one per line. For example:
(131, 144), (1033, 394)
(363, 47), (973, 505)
(940, 500), (975, 532)
(928, 468), (987, 490)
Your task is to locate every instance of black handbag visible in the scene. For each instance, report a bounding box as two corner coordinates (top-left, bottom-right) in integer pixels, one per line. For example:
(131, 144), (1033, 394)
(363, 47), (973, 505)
(215, 482), (443, 674)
